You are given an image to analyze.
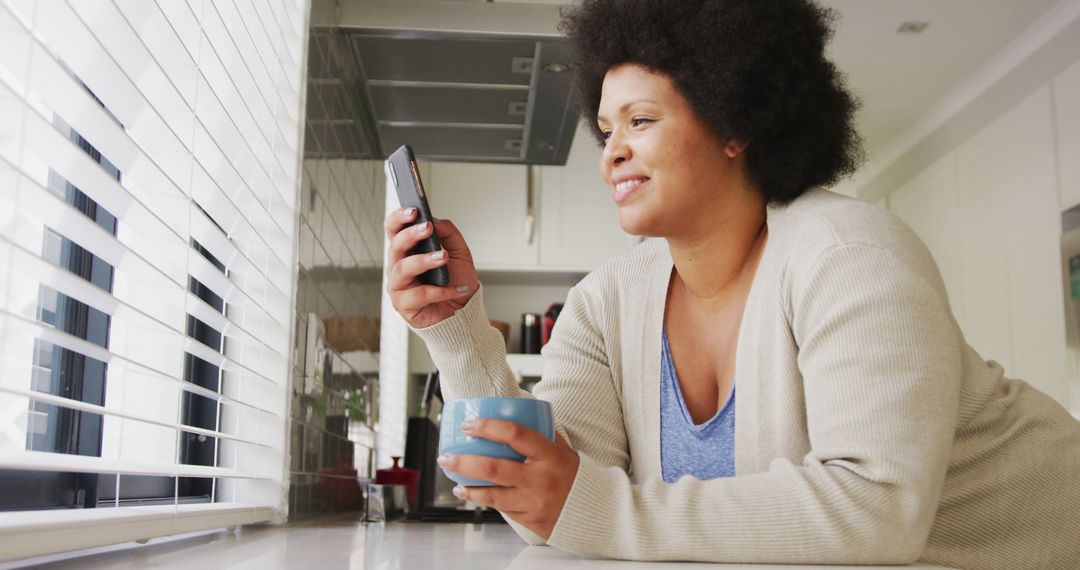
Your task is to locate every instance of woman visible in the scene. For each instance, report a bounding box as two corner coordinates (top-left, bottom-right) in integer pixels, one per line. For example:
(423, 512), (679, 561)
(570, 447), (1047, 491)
(384, 0), (1080, 567)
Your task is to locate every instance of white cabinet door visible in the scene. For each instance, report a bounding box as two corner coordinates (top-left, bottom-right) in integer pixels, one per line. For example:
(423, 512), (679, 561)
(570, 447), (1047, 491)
(1053, 56), (1080, 211)
(424, 161), (539, 268)
(956, 86), (1068, 405)
(539, 128), (638, 269)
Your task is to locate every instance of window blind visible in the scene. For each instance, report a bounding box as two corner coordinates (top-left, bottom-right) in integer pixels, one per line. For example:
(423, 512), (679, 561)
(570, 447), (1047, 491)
(0, 0), (308, 561)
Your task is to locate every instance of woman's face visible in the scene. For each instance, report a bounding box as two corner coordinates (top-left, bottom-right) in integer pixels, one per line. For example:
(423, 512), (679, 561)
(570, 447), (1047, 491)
(597, 63), (748, 238)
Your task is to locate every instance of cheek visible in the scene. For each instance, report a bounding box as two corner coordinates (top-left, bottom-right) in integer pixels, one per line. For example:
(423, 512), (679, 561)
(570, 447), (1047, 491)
(650, 141), (695, 196)
(669, 137), (728, 193)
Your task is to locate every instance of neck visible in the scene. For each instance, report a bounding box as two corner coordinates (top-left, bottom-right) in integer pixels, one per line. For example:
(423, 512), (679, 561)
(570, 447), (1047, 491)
(666, 190), (768, 306)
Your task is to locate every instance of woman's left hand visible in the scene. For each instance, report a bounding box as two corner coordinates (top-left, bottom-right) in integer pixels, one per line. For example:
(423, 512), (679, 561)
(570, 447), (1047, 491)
(438, 419), (580, 540)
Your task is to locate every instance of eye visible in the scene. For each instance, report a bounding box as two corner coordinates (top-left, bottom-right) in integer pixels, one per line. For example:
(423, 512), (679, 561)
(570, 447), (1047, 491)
(631, 117), (652, 128)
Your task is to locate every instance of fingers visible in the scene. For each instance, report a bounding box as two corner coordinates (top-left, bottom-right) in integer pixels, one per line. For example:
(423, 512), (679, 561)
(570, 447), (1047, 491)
(461, 418), (555, 460)
(391, 283), (471, 314)
(387, 249), (448, 292)
(453, 485), (528, 514)
(439, 453), (526, 488)
(383, 207), (417, 238)
(387, 219), (435, 270)
(432, 219), (473, 261)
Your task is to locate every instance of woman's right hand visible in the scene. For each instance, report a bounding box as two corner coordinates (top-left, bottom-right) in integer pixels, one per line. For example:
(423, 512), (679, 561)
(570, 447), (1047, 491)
(384, 208), (479, 329)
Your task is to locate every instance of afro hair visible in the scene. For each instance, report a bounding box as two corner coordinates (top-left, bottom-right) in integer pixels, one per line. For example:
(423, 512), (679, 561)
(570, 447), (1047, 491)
(560, 0), (863, 203)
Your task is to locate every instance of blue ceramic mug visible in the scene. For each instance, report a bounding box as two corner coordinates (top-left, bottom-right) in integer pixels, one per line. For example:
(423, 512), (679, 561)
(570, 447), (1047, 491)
(439, 397), (555, 486)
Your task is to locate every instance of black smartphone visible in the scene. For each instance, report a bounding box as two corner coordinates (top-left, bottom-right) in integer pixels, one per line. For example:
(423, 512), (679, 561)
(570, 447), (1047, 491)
(387, 144), (450, 287)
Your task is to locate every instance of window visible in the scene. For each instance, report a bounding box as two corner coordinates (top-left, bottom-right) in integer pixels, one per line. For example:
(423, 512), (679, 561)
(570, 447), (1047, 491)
(0, 0), (305, 560)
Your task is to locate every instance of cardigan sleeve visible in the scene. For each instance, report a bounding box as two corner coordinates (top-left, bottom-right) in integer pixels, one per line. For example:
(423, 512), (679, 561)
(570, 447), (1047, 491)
(410, 284), (531, 401)
(413, 283), (631, 545)
(545, 242), (962, 564)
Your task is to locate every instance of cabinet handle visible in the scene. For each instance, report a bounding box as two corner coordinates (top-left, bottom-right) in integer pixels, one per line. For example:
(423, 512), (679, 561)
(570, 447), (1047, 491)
(525, 165), (536, 245)
(524, 214), (535, 245)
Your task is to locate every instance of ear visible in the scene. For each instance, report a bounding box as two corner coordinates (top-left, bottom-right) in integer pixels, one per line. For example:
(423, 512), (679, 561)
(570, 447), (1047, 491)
(724, 140), (749, 158)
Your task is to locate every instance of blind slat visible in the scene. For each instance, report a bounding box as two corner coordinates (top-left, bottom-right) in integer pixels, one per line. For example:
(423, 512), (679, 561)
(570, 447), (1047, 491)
(36, 0), (196, 193)
(3, 227), (289, 384)
(0, 503), (275, 562)
(67, 0), (197, 148)
(0, 384), (275, 449)
(11, 102), (191, 282)
(0, 312), (284, 418)
(0, 449), (264, 480)
(11, 34), (296, 300)
(6, 186), (189, 331)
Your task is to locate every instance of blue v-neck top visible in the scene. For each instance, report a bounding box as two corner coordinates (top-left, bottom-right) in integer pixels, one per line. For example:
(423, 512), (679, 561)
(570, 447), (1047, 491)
(660, 329), (736, 483)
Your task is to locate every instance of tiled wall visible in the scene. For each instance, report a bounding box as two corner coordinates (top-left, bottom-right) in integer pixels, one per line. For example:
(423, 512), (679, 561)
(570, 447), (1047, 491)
(288, 22), (387, 518)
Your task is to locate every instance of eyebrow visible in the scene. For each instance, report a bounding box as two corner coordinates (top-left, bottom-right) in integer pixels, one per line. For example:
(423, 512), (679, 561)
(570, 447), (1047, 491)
(596, 99), (658, 123)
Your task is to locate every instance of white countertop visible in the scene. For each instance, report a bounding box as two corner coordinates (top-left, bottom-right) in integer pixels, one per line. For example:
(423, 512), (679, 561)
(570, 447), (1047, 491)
(13, 517), (956, 569)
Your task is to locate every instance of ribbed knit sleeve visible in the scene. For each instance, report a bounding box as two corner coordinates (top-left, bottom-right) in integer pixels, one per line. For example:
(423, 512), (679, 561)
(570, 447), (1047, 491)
(411, 285), (531, 401)
(545, 242), (962, 564)
(533, 285), (631, 470)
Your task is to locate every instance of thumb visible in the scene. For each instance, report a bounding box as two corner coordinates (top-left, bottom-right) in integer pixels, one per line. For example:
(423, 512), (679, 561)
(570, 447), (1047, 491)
(433, 219), (473, 260)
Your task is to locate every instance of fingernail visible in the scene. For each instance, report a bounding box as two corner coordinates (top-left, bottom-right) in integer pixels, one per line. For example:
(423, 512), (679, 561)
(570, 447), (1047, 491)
(402, 207), (416, 216)
(436, 454), (449, 467)
(460, 420), (475, 430)
(414, 222), (430, 232)
(456, 285), (470, 294)
(452, 486), (465, 499)
(431, 250), (445, 261)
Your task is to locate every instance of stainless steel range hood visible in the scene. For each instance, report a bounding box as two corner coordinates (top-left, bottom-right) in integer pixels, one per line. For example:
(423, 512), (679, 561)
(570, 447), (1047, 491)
(314, 0), (579, 165)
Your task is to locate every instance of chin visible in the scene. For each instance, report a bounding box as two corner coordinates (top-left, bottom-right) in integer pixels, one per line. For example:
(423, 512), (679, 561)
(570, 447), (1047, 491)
(617, 208), (662, 238)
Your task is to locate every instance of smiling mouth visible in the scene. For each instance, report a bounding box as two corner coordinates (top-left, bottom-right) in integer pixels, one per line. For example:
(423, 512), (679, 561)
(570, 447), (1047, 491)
(613, 178), (648, 203)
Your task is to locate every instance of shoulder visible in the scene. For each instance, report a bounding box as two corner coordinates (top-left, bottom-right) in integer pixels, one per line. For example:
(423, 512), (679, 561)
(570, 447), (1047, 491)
(770, 189), (913, 249)
(774, 189), (936, 266)
(771, 189), (948, 299)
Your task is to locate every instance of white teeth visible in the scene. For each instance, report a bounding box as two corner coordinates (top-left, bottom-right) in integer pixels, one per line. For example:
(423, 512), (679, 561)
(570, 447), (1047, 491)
(616, 179), (644, 193)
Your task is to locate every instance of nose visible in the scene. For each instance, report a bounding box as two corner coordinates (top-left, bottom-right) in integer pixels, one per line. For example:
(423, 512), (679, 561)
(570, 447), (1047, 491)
(600, 128), (629, 174)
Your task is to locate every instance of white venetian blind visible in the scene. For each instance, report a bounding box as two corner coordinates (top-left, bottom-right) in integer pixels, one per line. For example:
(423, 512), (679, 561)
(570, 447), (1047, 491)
(0, 0), (308, 561)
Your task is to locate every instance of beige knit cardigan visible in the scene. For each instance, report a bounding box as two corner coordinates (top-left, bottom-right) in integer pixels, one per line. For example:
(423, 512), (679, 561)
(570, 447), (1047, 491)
(415, 189), (1080, 568)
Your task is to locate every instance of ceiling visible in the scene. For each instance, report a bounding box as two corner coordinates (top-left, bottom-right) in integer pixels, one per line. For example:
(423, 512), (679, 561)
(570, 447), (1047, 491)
(442, 0), (1064, 163)
(822, 0), (1062, 160)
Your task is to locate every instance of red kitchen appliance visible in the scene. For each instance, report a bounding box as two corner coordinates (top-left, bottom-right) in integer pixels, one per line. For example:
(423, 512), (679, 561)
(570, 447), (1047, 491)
(376, 456), (420, 509)
(542, 302), (564, 345)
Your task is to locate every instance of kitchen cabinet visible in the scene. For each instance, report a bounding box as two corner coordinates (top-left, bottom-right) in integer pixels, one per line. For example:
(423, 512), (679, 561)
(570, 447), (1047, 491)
(539, 127), (641, 269)
(424, 161), (539, 268)
(421, 128), (637, 272)
(956, 86), (1066, 405)
(889, 85), (1071, 408)
(1053, 56), (1080, 211)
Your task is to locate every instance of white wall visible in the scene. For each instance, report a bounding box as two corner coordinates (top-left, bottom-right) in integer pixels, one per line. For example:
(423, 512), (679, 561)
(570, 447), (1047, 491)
(882, 55), (1080, 414)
